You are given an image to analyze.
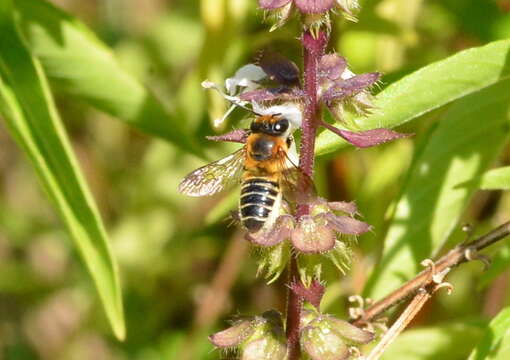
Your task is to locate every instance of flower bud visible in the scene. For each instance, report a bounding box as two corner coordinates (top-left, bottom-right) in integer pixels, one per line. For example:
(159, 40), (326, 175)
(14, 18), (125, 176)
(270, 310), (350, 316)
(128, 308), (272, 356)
(209, 318), (255, 348)
(287, 198), (369, 283)
(300, 312), (374, 360)
(256, 241), (291, 284)
(210, 310), (287, 360)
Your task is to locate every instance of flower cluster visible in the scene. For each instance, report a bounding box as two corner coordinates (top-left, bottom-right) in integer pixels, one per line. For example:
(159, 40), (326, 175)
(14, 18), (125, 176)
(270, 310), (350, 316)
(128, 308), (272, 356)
(252, 198), (370, 285)
(202, 50), (406, 284)
(205, 51), (407, 149)
(206, 55), (406, 150)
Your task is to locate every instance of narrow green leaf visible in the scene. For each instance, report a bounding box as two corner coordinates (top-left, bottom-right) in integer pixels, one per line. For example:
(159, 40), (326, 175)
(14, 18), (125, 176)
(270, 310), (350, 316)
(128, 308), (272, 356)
(14, 0), (203, 157)
(364, 78), (510, 299)
(317, 39), (510, 155)
(382, 322), (484, 360)
(469, 307), (510, 360)
(0, 1), (124, 339)
(480, 166), (510, 190)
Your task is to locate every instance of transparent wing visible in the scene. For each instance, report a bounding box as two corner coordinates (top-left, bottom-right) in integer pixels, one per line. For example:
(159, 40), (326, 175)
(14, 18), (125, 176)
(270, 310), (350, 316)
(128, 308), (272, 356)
(179, 148), (246, 197)
(277, 149), (316, 204)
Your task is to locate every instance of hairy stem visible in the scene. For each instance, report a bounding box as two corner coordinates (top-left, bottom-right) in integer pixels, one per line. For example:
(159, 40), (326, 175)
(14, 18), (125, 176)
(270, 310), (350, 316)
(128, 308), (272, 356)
(354, 221), (510, 326)
(286, 30), (328, 360)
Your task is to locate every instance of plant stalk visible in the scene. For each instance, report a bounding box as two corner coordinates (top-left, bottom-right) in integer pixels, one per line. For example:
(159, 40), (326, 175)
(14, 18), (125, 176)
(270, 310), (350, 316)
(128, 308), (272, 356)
(285, 29), (328, 360)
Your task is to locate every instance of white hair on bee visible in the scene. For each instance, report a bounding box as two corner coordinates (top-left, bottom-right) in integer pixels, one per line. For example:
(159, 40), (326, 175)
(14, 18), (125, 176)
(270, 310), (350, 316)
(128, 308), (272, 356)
(252, 103), (303, 131)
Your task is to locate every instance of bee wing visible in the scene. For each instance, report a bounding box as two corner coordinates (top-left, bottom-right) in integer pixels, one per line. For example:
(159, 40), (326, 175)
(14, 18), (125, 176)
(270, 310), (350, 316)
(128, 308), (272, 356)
(179, 148), (246, 197)
(281, 167), (316, 204)
(274, 148), (316, 204)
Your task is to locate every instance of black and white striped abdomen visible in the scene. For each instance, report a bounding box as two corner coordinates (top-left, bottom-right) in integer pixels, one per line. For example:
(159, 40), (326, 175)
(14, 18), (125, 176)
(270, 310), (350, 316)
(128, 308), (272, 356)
(239, 178), (280, 233)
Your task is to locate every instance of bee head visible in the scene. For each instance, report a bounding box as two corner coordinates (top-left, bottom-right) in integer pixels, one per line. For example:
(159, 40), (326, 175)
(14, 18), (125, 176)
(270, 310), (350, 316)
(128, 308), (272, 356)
(250, 116), (289, 137)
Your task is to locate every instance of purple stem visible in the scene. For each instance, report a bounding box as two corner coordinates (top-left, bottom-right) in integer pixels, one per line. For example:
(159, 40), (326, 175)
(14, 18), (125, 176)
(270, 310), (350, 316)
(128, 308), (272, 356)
(285, 30), (328, 360)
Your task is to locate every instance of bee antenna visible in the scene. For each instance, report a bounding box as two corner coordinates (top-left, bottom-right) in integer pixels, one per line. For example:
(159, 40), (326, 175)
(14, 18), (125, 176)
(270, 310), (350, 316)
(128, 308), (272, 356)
(229, 99), (263, 117)
(202, 80), (263, 116)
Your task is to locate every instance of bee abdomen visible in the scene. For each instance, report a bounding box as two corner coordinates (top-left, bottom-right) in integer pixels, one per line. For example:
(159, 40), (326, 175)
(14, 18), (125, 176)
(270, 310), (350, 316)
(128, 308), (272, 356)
(240, 178), (279, 233)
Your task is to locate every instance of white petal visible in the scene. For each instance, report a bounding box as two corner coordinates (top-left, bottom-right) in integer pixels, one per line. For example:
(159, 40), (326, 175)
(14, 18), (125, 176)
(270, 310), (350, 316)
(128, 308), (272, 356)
(213, 104), (237, 128)
(225, 64), (266, 94)
(201, 80), (218, 89)
(340, 67), (356, 80)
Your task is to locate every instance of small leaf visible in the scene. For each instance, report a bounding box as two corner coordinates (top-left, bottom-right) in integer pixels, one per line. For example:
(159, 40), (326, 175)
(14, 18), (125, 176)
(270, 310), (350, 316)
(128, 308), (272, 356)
(322, 72), (380, 104)
(206, 129), (249, 144)
(319, 54), (347, 81)
(0, 0), (124, 339)
(321, 123), (410, 148)
(320, 212), (370, 235)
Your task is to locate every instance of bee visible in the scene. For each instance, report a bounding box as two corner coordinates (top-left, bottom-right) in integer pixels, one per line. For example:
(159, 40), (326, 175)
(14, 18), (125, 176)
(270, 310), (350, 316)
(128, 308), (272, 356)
(179, 115), (298, 234)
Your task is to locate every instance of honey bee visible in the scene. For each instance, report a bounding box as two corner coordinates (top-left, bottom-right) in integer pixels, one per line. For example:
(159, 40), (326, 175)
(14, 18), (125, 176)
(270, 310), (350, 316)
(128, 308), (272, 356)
(179, 115), (298, 234)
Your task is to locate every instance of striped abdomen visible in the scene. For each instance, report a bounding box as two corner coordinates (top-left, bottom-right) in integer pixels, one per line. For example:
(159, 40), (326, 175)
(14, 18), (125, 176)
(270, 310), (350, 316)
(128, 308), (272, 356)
(239, 177), (280, 233)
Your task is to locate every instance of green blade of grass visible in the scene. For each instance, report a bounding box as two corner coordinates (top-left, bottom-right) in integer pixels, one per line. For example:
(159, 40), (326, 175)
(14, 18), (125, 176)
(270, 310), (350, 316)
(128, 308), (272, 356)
(14, 0), (202, 157)
(364, 78), (510, 299)
(0, 0), (124, 340)
(479, 166), (510, 190)
(469, 307), (510, 360)
(382, 322), (484, 360)
(316, 39), (510, 155)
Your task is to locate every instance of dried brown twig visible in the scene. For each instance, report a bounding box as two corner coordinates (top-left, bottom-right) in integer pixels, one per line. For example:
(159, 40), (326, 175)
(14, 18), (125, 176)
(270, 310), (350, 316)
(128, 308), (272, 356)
(351, 221), (510, 360)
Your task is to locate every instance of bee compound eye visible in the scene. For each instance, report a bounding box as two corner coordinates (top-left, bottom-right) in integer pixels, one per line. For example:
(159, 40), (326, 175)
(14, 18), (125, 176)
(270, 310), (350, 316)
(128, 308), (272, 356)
(250, 121), (261, 132)
(275, 118), (289, 133)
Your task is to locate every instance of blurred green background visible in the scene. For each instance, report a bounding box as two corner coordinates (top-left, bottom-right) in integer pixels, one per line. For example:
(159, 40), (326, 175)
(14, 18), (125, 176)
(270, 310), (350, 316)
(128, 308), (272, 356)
(2, 0), (510, 359)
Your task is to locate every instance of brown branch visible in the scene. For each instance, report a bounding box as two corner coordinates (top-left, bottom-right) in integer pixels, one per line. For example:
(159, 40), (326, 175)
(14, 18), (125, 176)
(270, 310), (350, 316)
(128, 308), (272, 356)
(365, 288), (433, 360)
(354, 221), (510, 326)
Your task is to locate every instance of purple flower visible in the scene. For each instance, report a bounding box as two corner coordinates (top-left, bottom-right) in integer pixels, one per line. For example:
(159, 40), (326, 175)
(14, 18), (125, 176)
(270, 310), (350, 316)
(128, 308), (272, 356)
(202, 54), (304, 131)
(248, 197), (370, 284)
(259, 0), (360, 31)
(316, 53), (411, 147)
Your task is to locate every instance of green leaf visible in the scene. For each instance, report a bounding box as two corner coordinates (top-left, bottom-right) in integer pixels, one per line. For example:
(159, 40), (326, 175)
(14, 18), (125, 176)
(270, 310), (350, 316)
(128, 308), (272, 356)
(480, 166), (510, 190)
(364, 78), (510, 299)
(316, 39), (510, 155)
(469, 307), (510, 360)
(382, 322), (484, 360)
(478, 245), (510, 290)
(14, 0), (203, 157)
(0, 1), (124, 339)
